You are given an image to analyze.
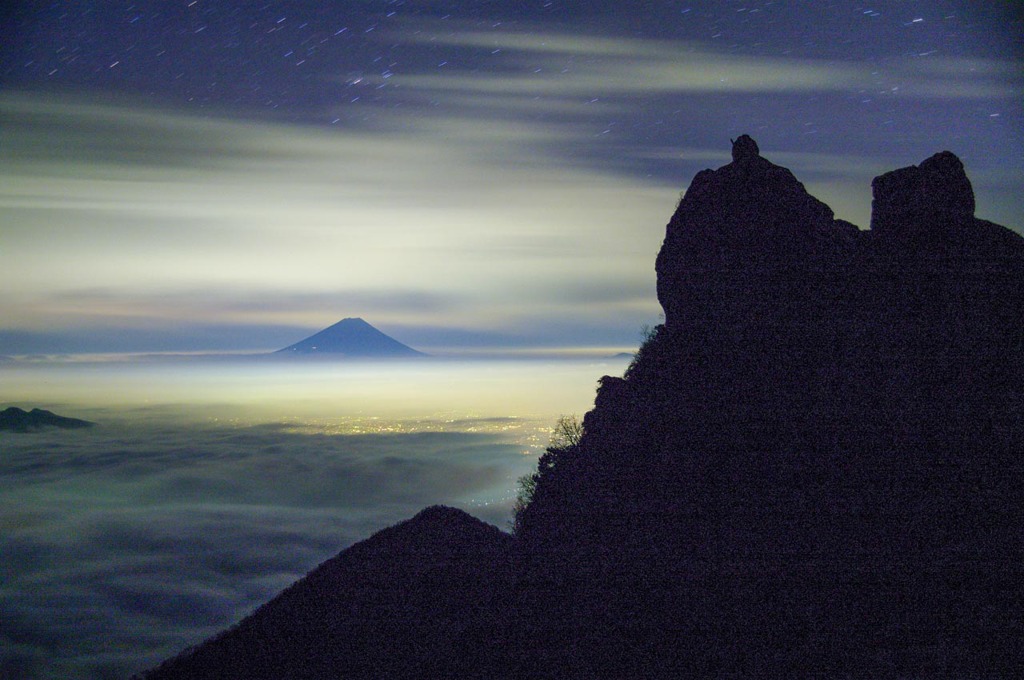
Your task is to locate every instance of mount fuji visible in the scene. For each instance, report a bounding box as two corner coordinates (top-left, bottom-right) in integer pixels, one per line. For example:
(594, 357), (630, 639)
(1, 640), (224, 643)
(276, 318), (426, 358)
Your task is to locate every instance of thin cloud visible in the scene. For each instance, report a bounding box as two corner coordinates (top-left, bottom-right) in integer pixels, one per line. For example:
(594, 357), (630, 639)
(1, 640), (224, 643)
(390, 26), (1022, 99)
(0, 92), (675, 351)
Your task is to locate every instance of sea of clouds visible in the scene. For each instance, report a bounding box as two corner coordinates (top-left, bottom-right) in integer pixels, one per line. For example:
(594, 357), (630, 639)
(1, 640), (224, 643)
(0, 410), (541, 679)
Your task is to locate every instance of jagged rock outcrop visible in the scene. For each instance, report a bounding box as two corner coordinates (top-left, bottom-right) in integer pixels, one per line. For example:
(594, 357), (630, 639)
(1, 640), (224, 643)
(636, 139), (1021, 448)
(514, 138), (1024, 676)
(143, 139), (1023, 679)
(871, 150), (975, 236)
(656, 136), (858, 330)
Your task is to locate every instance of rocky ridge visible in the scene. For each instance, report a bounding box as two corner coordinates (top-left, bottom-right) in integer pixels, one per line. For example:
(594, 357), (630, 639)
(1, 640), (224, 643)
(142, 138), (1023, 679)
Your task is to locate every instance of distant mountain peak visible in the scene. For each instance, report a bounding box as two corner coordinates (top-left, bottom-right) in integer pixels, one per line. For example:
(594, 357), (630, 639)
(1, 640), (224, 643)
(1, 407), (95, 432)
(276, 317), (426, 357)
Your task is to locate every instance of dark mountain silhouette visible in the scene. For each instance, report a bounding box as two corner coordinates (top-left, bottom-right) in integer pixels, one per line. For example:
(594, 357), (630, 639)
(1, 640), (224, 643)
(276, 317), (426, 357)
(0, 406), (94, 433)
(141, 507), (511, 679)
(141, 138), (1023, 679)
(508, 137), (1024, 677)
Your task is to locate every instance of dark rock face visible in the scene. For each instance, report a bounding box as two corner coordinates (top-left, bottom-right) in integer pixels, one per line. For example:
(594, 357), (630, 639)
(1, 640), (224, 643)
(730, 133), (759, 160)
(871, 150), (975, 236)
(0, 407), (94, 432)
(655, 135), (856, 331)
(650, 140), (1023, 447)
(144, 139), (1023, 679)
(514, 139), (1024, 676)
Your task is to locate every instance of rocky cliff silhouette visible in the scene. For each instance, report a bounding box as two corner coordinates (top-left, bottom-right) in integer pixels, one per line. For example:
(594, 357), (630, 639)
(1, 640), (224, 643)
(141, 138), (1023, 679)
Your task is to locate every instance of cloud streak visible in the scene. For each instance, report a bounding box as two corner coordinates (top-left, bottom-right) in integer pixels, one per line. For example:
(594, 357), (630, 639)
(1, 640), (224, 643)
(2, 11), (1022, 353)
(0, 91), (676, 351)
(390, 25), (1022, 99)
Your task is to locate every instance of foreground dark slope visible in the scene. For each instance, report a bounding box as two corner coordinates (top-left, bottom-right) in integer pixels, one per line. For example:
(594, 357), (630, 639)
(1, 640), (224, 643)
(142, 507), (512, 679)
(142, 138), (1023, 679)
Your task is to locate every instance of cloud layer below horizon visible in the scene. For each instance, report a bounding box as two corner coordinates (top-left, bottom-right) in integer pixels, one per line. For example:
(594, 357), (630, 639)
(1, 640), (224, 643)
(0, 419), (532, 678)
(1, 355), (611, 679)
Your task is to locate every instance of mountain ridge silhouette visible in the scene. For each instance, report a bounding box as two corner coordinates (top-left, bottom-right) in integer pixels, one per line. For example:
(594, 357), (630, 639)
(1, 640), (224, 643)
(140, 137), (1023, 679)
(0, 406), (95, 433)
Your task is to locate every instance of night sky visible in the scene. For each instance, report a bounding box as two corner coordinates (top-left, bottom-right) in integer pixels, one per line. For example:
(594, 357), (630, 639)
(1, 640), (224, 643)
(2, 1), (1022, 354)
